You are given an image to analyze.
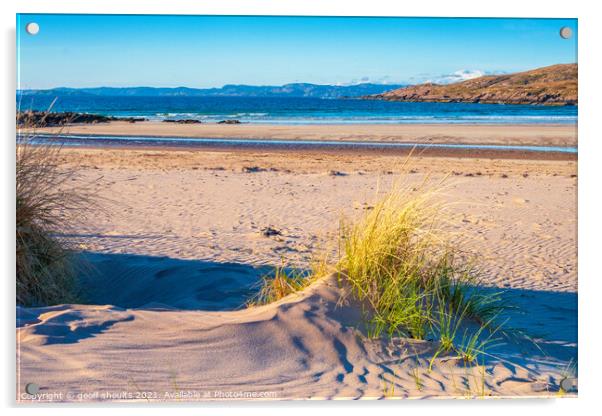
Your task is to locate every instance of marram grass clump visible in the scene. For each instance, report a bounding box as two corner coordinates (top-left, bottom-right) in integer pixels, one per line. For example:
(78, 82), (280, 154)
(337, 180), (505, 360)
(250, 178), (507, 363)
(16, 139), (93, 306)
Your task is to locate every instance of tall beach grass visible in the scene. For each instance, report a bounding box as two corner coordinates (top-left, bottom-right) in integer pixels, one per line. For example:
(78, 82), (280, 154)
(251, 176), (506, 363)
(337, 179), (505, 360)
(16, 135), (96, 306)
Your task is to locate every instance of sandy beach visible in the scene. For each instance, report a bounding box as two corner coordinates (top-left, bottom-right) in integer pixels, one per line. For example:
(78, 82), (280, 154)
(16, 122), (577, 401)
(25, 120), (578, 147)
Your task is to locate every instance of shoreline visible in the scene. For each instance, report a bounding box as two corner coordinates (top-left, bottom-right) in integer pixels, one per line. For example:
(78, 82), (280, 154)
(21, 121), (578, 148)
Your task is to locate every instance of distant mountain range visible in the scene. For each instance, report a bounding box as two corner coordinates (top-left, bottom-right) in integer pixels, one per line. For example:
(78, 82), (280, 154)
(19, 64), (577, 105)
(363, 64), (577, 105)
(18, 83), (406, 99)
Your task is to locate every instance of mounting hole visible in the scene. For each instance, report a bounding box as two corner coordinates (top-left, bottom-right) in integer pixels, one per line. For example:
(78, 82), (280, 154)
(26, 22), (40, 35)
(559, 26), (572, 40)
(25, 383), (39, 395)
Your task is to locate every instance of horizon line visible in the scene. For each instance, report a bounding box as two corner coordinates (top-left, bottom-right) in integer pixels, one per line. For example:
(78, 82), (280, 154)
(17, 81), (408, 91)
(17, 61), (577, 92)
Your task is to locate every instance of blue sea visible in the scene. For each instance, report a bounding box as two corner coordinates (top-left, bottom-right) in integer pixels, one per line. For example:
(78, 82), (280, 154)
(17, 96), (577, 125)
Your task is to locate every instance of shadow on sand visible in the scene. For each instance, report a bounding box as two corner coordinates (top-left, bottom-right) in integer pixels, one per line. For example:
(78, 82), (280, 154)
(76, 252), (272, 311)
(23, 251), (576, 367)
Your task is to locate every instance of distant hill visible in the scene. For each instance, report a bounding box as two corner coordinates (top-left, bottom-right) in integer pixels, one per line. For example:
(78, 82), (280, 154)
(18, 83), (406, 99)
(364, 64), (577, 105)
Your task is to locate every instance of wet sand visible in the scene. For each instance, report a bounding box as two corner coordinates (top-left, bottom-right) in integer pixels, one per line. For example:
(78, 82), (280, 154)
(24, 120), (578, 147)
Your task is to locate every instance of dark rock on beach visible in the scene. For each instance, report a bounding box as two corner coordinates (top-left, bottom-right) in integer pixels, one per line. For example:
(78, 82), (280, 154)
(261, 227), (282, 237)
(162, 119), (202, 124)
(217, 119), (241, 124)
(242, 166), (267, 173)
(16, 111), (146, 127)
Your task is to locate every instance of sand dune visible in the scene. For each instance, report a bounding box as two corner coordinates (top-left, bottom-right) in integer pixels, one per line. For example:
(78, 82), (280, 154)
(18, 272), (576, 401)
(17, 147), (577, 401)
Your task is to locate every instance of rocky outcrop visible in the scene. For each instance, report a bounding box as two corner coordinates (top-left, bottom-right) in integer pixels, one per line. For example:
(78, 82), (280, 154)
(162, 119), (202, 124)
(16, 111), (146, 127)
(364, 64), (577, 106)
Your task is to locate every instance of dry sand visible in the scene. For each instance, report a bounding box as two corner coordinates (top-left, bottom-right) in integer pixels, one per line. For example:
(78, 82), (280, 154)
(17, 143), (577, 401)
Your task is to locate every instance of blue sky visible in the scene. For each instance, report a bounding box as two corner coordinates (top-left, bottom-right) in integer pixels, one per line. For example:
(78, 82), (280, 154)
(17, 14), (577, 89)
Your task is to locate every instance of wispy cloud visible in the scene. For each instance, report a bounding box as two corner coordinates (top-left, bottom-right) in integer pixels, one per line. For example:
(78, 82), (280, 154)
(341, 69), (505, 87)
(408, 69), (506, 85)
(339, 75), (394, 86)
(434, 69), (485, 84)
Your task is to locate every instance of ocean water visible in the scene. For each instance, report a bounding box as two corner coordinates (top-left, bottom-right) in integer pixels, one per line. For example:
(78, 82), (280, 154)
(17, 95), (577, 125)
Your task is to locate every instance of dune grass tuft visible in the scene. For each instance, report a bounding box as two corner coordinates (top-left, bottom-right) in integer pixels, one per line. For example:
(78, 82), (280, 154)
(248, 176), (506, 364)
(337, 179), (505, 361)
(16, 138), (95, 306)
